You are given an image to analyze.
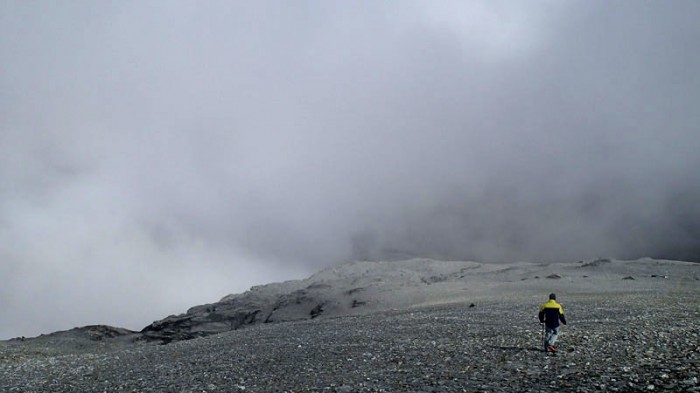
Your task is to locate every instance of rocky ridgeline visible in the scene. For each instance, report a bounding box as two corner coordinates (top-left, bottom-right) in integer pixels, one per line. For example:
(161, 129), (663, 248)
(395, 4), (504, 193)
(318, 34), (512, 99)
(139, 258), (699, 343)
(139, 259), (477, 342)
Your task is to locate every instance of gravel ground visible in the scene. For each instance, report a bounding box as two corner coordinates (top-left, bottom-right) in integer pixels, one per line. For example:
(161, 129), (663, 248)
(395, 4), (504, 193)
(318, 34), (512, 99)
(2, 291), (699, 392)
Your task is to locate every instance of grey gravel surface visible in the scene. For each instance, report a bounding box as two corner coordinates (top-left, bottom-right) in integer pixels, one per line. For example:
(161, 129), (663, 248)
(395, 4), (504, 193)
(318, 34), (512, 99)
(2, 291), (699, 392)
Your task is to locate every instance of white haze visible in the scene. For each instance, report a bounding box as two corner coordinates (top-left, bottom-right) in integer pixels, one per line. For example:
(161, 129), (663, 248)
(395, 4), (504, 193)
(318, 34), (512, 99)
(1, 1), (699, 338)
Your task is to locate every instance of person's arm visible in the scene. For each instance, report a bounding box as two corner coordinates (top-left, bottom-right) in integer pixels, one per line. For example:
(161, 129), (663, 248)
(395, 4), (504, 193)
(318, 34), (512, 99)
(559, 306), (567, 325)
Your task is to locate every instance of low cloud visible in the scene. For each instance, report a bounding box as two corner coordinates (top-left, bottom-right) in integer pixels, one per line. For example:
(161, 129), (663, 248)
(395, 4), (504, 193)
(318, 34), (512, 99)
(1, 1), (698, 338)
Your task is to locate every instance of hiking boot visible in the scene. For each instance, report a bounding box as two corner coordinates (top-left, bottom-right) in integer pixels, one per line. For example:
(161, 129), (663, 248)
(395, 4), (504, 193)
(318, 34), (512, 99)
(547, 345), (556, 352)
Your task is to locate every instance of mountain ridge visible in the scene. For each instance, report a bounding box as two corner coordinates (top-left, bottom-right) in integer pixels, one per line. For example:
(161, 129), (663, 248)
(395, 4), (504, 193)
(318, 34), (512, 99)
(138, 257), (700, 343)
(5, 257), (698, 345)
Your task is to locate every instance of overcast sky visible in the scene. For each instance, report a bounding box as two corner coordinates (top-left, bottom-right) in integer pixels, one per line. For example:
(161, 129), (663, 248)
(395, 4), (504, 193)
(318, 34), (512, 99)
(1, 1), (699, 339)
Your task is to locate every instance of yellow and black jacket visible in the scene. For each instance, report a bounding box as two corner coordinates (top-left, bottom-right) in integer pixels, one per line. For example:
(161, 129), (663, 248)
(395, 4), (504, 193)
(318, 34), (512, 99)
(539, 299), (567, 328)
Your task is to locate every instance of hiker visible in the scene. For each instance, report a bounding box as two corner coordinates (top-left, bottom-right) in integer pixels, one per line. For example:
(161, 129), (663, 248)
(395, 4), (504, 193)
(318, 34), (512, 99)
(538, 293), (566, 352)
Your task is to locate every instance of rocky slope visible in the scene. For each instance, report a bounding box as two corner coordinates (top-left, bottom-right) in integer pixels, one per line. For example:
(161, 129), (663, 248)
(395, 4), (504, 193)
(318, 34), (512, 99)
(2, 291), (698, 392)
(1, 258), (699, 392)
(139, 258), (699, 343)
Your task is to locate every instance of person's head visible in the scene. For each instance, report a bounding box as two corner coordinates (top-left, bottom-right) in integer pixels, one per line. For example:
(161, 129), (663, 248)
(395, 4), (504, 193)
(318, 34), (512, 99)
(549, 293), (556, 300)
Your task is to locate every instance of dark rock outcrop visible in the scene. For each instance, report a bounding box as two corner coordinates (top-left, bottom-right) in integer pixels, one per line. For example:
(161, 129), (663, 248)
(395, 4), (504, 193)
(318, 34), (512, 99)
(580, 258), (612, 268)
(140, 280), (342, 343)
(140, 298), (268, 343)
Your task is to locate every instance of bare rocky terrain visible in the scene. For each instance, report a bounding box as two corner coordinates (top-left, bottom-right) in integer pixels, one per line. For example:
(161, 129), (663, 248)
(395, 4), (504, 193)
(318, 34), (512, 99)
(1, 258), (699, 392)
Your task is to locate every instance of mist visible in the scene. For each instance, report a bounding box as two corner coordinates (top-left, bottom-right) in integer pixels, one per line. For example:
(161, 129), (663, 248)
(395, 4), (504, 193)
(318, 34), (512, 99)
(1, 1), (699, 338)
